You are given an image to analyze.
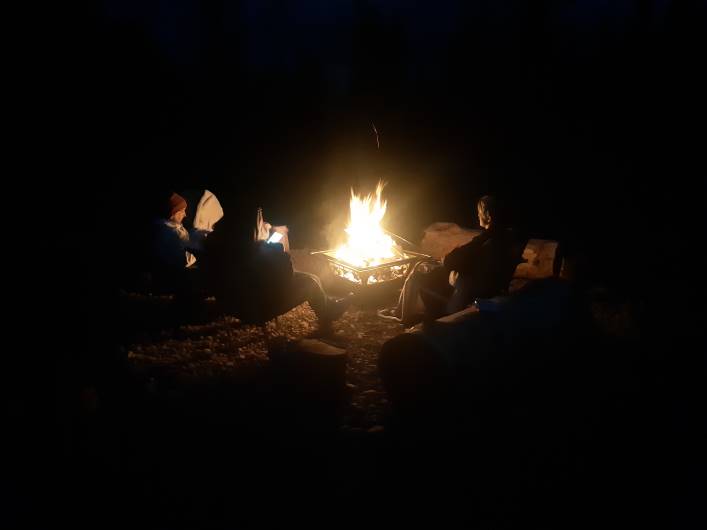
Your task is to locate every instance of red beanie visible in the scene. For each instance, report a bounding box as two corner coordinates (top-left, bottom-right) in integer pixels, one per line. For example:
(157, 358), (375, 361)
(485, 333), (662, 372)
(168, 192), (187, 218)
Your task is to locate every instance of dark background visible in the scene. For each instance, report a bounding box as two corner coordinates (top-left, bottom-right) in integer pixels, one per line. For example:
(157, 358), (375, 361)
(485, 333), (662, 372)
(9, 1), (706, 528)
(32, 0), (705, 293)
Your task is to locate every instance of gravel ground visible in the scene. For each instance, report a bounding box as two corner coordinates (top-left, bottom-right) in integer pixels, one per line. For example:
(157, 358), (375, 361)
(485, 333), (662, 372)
(125, 299), (406, 432)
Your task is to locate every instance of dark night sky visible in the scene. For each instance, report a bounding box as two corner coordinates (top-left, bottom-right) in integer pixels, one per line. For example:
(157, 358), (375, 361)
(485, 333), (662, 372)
(28, 0), (707, 294)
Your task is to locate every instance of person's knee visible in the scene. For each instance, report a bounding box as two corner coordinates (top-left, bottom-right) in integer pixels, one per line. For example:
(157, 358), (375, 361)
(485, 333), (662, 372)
(294, 271), (321, 286)
(447, 275), (475, 313)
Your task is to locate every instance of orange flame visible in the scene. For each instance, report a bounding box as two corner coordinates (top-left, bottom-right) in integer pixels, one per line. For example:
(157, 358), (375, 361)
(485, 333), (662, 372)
(334, 181), (400, 267)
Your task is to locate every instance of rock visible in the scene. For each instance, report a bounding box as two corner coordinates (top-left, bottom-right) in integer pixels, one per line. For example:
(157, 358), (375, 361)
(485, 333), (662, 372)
(420, 222), (481, 260)
(420, 222), (560, 280)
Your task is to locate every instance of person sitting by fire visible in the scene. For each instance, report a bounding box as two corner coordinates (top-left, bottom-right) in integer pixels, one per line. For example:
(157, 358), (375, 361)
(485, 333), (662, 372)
(148, 190), (221, 303)
(149, 192), (197, 289)
(201, 206), (352, 335)
(151, 190), (225, 268)
(378, 195), (527, 326)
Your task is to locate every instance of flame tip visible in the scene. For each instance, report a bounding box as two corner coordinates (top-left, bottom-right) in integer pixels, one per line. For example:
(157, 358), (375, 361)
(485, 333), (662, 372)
(335, 181), (398, 268)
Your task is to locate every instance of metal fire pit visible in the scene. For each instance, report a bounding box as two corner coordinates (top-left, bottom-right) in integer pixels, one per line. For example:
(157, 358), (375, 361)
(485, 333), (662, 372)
(316, 250), (431, 289)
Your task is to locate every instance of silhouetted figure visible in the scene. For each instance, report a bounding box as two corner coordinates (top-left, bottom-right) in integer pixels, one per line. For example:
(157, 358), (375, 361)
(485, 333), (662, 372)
(379, 195), (527, 325)
(201, 209), (351, 334)
(378, 277), (581, 436)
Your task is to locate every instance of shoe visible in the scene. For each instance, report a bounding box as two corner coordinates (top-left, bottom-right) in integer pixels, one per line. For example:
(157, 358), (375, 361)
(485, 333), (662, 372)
(377, 306), (402, 322)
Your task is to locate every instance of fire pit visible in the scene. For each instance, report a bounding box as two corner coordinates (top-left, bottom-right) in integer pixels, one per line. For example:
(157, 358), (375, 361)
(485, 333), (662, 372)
(319, 249), (429, 287)
(313, 181), (430, 291)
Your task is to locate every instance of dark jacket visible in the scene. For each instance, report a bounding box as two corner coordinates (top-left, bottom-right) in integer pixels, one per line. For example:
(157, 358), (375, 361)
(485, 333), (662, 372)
(443, 226), (526, 298)
(201, 221), (293, 321)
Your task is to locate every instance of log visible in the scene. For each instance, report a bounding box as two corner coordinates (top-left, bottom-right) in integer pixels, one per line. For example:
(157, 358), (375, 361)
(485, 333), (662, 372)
(268, 338), (348, 400)
(515, 238), (560, 279)
(420, 222), (560, 280)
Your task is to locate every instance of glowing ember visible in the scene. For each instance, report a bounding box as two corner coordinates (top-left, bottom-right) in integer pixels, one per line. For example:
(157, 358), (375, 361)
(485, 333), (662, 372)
(334, 181), (402, 268)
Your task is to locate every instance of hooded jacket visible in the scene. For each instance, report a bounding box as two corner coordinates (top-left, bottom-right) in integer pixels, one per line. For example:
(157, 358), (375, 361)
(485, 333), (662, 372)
(188, 189), (224, 252)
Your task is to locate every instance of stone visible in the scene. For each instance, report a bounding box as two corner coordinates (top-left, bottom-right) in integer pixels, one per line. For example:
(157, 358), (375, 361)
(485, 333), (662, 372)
(420, 222), (481, 260)
(420, 222), (560, 280)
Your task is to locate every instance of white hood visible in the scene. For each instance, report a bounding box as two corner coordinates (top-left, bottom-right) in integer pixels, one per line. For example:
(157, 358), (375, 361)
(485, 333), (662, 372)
(193, 190), (224, 232)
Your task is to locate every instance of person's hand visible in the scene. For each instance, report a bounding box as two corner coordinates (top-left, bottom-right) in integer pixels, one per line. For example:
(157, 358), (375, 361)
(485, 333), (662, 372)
(448, 270), (459, 286)
(255, 208), (272, 241)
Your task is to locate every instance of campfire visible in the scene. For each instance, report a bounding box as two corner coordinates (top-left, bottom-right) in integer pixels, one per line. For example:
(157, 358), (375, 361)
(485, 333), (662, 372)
(318, 182), (427, 287)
